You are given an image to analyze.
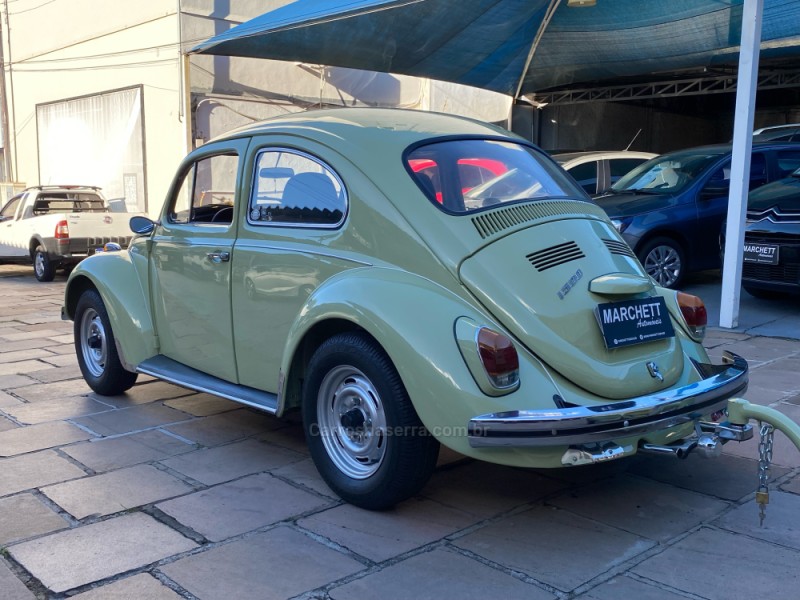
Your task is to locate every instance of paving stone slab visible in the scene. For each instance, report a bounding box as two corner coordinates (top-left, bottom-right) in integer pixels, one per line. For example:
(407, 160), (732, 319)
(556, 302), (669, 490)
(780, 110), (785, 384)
(0, 414), (18, 431)
(42, 464), (194, 519)
(421, 461), (567, 520)
(74, 403), (193, 436)
(0, 389), (22, 407)
(3, 395), (114, 425)
(0, 421), (93, 456)
(781, 473), (800, 494)
(158, 472), (331, 541)
(70, 573), (185, 599)
(1, 329), (64, 341)
(0, 360), (51, 378)
(454, 505), (655, 592)
(330, 546), (553, 600)
(27, 365), (84, 383)
(163, 393), (240, 416)
(10, 512), (198, 594)
(577, 575), (687, 600)
(715, 337), (800, 363)
(299, 497), (478, 562)
(0, 493), (69, 545)
(549, 474), (729, 542)
(0, 558), (36, 600)
(36, 353), (78, 368)
(160, 526), (363, 600)
(11, 379), (91, 403)
(255, 423), (310, 454)
(272, 457), (337, 498)
(633, 527), (800, 600)
(88, 380), (196, 408)
(160, 438), (304, 485)
(0, 338), (58, 353)
(0, 450), (87, 497)
(714, 491), (800, 550)
(63, 430), (195, 472)
(0, 348), (55, 365)
(627, 452), (789, 501)
(165, 408), (282, 447)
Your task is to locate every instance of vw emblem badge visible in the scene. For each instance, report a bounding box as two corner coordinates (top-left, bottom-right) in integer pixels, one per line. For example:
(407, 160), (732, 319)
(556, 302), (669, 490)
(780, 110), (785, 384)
(647, 361), (664, 382)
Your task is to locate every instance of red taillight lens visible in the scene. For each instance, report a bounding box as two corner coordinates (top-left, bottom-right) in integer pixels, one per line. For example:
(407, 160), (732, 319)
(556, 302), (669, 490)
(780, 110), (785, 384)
(677, 292), (707, 339)
(55, 220), (69, 239)
(477, 328), (519, 388)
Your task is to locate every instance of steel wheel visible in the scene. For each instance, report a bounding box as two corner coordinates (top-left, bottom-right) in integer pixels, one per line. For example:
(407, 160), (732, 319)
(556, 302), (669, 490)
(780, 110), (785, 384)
(33, 246), (56, 282)
(34, 253), (46, 278)
(79, 307), (108, 378)
(639, 238), (685, 288)
(73, 289), (138, 395)
(317, 365), (388, 479)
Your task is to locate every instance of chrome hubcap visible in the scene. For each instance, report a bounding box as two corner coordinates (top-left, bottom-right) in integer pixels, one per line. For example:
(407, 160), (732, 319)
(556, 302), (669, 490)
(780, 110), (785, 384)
(79, 308), (107, 378)
(317, 366), (387, 479)
(34, 253), (45, 277)
(644, 245), (681, 287)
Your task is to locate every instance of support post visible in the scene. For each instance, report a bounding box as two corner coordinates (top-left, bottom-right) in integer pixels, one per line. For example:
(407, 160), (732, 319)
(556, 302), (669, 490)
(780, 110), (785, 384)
(719, 0), (763, 328)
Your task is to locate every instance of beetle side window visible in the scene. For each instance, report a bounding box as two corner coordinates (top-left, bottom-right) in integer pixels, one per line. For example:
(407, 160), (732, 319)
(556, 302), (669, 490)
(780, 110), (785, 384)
(168, 153), (239, 224)
(249, 149), (345, 226)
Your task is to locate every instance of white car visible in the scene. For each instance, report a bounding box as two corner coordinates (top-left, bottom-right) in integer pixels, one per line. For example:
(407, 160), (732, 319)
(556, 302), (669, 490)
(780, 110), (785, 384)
(0, 185), (139, 281)
(553, 151), (657, 195)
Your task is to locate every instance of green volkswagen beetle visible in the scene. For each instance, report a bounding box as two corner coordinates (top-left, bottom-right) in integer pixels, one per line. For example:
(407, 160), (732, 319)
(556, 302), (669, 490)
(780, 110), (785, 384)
(63, 108), (751, 509)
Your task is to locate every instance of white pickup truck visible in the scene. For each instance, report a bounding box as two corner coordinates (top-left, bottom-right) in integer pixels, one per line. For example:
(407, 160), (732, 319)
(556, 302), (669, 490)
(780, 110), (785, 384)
(0, 185), (137, 281)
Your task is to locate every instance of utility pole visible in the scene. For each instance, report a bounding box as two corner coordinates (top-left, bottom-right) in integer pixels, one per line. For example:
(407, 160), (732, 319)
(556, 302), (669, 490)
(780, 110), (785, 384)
(0, 3), (12, 183)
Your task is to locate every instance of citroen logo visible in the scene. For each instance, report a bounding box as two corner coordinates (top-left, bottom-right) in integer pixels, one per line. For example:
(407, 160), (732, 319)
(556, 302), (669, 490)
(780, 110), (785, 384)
(647, 361), (663, 382)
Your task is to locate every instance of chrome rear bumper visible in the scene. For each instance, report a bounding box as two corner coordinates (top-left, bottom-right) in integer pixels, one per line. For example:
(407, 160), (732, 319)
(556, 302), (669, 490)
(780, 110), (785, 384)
(467, 351), (748, 448)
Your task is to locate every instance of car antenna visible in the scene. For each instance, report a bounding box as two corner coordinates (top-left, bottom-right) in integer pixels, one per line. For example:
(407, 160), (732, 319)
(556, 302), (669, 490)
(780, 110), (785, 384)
(624, 129), (642, 151)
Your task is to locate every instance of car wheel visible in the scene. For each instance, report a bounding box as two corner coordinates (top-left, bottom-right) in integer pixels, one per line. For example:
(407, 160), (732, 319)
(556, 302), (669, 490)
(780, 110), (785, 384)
(638, 237), (685, 289)
(74, 289), (138, 395)
(33, 246), (56, 282)
(302, 332), (440, 509)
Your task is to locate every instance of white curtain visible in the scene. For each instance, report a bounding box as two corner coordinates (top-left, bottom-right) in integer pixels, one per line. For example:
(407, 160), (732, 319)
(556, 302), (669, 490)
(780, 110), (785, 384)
(37, 87), (146, 212)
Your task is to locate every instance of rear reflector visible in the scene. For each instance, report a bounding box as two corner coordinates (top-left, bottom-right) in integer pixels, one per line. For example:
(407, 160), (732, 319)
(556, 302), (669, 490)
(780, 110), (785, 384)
(477, 328), (519, 388)
(677, 292), (707, 339)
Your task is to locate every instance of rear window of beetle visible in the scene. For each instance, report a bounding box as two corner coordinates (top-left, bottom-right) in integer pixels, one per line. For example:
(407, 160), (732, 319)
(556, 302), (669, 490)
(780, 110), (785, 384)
(406, 139), (585, 213)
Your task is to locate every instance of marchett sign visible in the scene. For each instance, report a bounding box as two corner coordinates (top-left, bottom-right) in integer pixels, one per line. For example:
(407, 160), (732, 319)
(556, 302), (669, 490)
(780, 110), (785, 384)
(595, 297), (676, 349)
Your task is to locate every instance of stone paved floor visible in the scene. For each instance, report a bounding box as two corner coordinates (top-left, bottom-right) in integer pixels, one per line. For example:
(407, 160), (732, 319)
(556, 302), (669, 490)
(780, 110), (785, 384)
(0, 264), (798, 600)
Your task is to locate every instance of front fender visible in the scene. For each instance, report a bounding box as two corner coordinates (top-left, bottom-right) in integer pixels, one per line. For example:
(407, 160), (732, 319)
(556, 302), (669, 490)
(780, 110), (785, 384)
(63, 250), (156, 370)
(280, 267), (562, 457)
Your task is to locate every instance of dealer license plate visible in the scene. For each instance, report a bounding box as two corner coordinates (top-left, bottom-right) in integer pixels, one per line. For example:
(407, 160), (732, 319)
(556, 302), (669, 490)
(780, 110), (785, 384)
(595, 297), (675, 349)
(743, 243), (779, 265)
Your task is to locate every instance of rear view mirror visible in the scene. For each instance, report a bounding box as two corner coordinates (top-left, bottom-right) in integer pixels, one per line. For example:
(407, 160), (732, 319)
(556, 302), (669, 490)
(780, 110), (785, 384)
(130, 215), (156, 235)
(700, 181), (730, 199)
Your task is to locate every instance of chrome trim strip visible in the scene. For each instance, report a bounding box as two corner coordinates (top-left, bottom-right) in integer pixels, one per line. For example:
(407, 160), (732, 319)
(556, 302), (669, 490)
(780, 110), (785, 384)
(468, 351), (748, 448)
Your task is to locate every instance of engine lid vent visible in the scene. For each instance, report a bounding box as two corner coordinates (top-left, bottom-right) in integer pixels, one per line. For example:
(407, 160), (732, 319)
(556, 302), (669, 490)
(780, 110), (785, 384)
(527, 241), (585, 272)
(471, 200), (607, 239)
(603, 238), (636, 259)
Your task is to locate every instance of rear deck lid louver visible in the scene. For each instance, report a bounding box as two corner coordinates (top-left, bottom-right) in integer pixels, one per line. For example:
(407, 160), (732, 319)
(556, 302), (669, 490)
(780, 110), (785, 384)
(603, 238), (636, 259)
(527, 241), (585, 272)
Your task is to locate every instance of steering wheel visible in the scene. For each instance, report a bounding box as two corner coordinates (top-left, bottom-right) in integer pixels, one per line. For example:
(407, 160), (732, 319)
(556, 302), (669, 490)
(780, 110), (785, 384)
(211, 206), (234, 223)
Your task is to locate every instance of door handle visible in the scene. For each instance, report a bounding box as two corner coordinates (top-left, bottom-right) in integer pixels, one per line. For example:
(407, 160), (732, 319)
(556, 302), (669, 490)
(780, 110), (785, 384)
(206, 251), (230, 263)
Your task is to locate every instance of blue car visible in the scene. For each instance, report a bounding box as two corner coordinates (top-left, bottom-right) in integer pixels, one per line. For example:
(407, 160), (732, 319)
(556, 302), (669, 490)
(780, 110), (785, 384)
(595, 143), (800, 288)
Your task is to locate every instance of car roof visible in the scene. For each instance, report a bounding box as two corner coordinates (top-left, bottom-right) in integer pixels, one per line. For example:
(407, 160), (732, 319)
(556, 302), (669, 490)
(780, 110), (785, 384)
(215, 107), (519, 150)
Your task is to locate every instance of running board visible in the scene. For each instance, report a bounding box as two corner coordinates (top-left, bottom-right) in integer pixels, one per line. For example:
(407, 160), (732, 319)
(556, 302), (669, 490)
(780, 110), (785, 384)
(136, 355), (278, 414)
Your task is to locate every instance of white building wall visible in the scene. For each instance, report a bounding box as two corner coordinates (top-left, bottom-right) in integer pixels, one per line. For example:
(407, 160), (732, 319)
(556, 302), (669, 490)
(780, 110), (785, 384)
(2, 1), (186, 214)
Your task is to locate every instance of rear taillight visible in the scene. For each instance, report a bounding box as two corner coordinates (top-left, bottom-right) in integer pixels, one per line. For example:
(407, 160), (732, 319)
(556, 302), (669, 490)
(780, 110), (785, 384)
(477, 328), (519, 388)
(677, 292), (707, 339)
(55, 220), (69, 239)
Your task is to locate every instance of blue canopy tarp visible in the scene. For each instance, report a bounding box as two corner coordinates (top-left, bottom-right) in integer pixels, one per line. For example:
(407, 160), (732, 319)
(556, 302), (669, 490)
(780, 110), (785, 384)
(191, 0), (800, 97)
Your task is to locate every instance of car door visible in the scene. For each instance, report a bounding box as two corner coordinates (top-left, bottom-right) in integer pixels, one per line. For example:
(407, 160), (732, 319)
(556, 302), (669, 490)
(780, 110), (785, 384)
(694, 152), (767, 269)
(149, 139), (248, 382)
(231, 141), (351, 393)
(0, 193), (29, 258)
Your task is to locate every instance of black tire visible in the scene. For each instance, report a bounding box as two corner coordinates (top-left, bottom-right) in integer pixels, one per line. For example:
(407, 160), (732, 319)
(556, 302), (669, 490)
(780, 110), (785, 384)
(637, 237), (686, 289)
(33, 246), (56, 282)
(74, 289), (138, 395)
(302, 332), (440, 510)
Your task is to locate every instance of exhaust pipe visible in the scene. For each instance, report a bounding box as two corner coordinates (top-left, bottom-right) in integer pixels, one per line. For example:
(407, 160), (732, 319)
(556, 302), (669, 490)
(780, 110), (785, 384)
(639, 434), (722, 459)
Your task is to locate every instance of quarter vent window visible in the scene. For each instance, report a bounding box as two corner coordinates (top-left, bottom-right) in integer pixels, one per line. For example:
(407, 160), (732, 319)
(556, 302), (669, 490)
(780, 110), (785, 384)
(527, 241), (585, 272)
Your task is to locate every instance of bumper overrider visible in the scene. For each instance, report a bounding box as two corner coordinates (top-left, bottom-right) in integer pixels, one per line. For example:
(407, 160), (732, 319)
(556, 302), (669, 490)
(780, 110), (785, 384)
(468, 351), (748, 449)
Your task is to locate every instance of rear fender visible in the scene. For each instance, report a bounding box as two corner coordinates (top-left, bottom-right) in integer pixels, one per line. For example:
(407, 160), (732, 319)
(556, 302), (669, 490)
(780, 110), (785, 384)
(63, 251), (155, 370)
(279, 267), (562, 455)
